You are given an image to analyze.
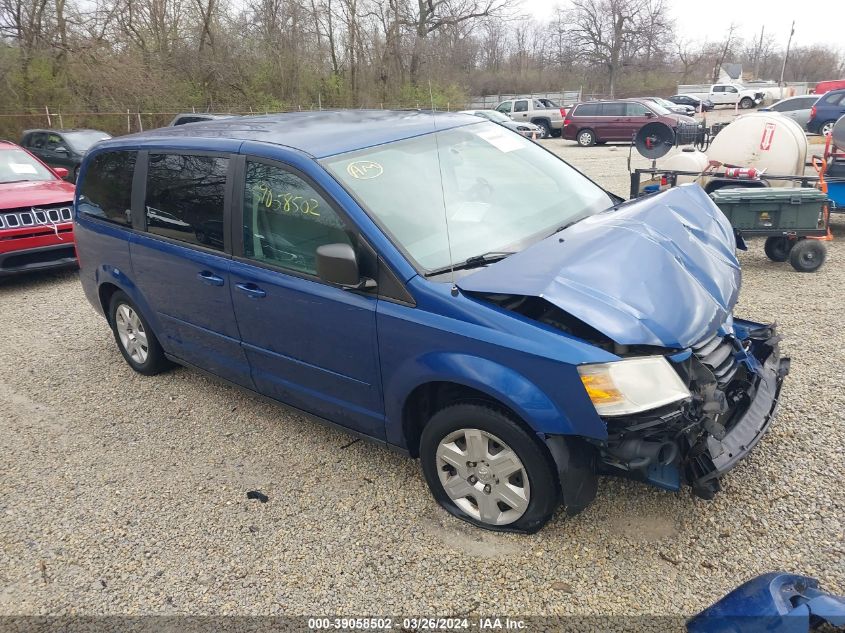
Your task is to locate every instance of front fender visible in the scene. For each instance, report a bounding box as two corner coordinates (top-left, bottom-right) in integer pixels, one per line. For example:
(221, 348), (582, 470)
(384, 351), (594, 449)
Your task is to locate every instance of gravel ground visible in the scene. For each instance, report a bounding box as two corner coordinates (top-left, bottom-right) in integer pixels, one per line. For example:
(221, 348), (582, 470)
(1, 142), (843, 624)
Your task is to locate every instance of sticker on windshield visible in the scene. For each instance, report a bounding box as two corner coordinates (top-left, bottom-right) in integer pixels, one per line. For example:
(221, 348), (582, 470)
(476, 127), (523, 153)
(347, 160), (383, 180)
(9, 163), (37, 174)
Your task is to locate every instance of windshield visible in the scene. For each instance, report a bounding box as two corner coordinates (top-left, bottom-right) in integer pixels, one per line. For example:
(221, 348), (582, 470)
(63, 131), (111, 153)
(648, 101), (673, 115)
(0, 149), (56, 183)
(477, 110), (511, 123)
(322, 121), (613, 272)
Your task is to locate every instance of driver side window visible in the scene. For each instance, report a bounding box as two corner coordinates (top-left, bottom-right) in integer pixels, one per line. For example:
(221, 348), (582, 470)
(496, 102), (512, 114)
(242, 160), (352, 276)
(46, 134), (63, 150)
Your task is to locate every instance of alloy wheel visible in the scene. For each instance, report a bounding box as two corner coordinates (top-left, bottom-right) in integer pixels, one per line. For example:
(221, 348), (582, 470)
(115, 303), (149, 364)
(436, 428), (530, 526)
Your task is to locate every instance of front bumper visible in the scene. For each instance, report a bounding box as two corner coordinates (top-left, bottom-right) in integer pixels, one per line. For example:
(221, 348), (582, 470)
(0, 225), (77, 276)
(598, 324), (789, 498)
(688, 331), (788, 495)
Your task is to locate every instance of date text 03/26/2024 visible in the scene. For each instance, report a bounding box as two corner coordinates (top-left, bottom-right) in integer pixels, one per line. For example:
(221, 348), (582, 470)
(307, 617), (526, 630)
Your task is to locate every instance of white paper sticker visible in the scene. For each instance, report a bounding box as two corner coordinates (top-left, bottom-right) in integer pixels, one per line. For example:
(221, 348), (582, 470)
(476, 127), (524, 153)
(9, 163), (37, 174)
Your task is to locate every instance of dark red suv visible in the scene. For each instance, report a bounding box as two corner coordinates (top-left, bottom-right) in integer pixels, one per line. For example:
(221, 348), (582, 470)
(562, 99), (696, 146)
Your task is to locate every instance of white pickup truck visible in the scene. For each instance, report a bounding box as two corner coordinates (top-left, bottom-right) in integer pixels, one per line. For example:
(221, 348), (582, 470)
(708, 83), (765, 109)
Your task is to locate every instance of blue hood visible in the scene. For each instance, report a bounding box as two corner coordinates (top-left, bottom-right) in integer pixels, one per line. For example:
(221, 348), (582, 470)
(457, 185), (740, 349)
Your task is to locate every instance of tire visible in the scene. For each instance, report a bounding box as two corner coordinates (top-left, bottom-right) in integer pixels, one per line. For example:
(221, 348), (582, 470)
(788, 239), (826, 273)
(764, 236), (792, 262)
(532, 120), (551, 138)
(420, 403), (560, 533)
(820, 120), (836, 136)
(576, 129), (596, 147)
(739, 97), (753, 109)
(109, 291), (170, 375)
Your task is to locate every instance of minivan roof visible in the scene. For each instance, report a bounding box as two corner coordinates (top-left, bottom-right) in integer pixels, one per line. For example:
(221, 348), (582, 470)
(97, 110), (479, 158)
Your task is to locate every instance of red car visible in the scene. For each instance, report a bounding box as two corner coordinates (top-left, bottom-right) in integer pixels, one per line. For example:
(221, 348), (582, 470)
(0, 140), (77, 276)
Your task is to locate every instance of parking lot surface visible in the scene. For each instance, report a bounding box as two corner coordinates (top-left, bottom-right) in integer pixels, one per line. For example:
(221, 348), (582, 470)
(1, 142), (843, 620)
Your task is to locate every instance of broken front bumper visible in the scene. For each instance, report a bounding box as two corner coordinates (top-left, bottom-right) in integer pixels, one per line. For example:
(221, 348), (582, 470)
(598, 324), (789, 498)
(691, 337), (788, 493)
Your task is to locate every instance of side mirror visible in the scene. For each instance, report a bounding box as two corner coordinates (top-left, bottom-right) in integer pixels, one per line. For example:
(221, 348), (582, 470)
(645, 111), (656, 118)
(54, 146), (69, 154)
(53, 167), (69, 179)
(316, 243), (376, 290)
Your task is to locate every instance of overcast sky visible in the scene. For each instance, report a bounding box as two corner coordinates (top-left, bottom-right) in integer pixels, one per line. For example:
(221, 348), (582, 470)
(520, 0), (844, 50)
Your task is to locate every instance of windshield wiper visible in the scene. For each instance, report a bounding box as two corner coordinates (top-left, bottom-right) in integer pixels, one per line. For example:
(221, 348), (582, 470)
(425, 251), (515, 277)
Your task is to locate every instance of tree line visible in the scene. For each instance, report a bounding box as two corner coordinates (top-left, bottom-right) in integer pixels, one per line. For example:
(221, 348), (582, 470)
(1, 0), (842, 121)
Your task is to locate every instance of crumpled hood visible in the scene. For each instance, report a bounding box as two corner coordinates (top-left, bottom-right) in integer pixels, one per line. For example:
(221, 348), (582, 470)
(458, 185), (740, 349)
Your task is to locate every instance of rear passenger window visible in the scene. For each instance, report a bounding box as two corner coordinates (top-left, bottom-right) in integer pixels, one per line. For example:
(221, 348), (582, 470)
(242, 160), (351, 276)
(514, 101), (528, 112)
(575, 104), (598, 116)
(601, 103), (626, 116)
(78, 151), (136, 226)
(144, 154), (228, 250)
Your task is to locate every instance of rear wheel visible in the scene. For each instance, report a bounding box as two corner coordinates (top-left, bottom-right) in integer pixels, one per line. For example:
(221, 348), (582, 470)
(739, 97), (753, 109)
(789, 239), (826, 272)
(577, 129), (596, 147)
(109, 291), (170, 375)
(764, 236), (792, 262)
(420, 403), (559, 533)
(820, 120), (836, 136)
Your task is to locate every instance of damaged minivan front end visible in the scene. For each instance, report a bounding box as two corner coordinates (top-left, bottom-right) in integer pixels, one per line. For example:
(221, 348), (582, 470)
(459, 185), (789, 509)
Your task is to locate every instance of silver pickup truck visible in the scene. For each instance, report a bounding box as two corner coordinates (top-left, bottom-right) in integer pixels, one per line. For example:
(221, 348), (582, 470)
(495, 98), (566, 137)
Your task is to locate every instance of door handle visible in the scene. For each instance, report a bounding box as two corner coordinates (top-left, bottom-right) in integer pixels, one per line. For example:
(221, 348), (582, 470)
(236, 282), (266, 299)
(197, 271), (224, 286)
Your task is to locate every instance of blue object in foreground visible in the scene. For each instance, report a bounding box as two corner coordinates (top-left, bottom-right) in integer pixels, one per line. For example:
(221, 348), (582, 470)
(687, 572), (845, 633)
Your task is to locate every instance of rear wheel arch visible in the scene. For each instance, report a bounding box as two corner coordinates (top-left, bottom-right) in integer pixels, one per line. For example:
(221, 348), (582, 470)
(98, 282), (121, 322)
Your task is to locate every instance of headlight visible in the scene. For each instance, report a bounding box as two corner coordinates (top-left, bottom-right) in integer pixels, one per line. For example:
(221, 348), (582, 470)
(517, 126), (530, 131)
(577, 356), (690, 416)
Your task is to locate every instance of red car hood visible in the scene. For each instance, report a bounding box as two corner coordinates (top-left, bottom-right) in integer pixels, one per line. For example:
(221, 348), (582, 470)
(0, 180), (75, 210)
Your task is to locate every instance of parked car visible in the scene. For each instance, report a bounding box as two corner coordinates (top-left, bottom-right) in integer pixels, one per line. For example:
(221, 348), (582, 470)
(669, 94), (714, 112)
(74, 111), (788, 533)
(708, 83), (765, 109)
(759, 95), (819, 130)
(168, 113), (236, 126)
(807, 89), (845, 136)
(494, 98), (566, 138)
(459, 109), (544, 138)
(563, 99), (697, 147)
(812, 79), (845, 95)
(640, 96), (695, 117)
(0, 140), (77, 276)
(20, 129), (111, 181)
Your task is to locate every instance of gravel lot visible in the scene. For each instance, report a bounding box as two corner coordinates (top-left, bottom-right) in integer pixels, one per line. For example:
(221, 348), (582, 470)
(1, 139), (843, 624)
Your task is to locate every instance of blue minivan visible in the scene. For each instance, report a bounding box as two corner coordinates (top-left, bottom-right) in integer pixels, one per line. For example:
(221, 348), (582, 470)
(74, 111), (788, 533)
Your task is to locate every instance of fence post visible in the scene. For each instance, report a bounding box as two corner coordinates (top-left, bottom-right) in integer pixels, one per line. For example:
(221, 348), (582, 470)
(127, 109), (131, 133)
(136, 112), (143, 132)
(45, 106), (52, 128)
(318, 93), (322, 110)
(57, 112), (64, 128)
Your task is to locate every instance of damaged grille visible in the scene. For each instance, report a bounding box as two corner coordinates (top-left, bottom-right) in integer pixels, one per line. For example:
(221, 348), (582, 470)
(0, 205), (73, 230)
(692, 332), (739, 387)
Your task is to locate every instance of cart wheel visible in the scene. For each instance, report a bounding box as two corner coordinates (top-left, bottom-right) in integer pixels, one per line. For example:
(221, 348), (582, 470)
(789, 239), (826, 273)
(764, 236), (792, 262)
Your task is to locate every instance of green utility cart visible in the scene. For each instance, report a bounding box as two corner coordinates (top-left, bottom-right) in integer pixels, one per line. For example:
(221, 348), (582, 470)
(709, 187), (830, 273)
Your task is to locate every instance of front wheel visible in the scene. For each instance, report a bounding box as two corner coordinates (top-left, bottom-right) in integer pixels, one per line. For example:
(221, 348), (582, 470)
(739, 97), (753, 109)
(533, 120), (551, 138)
(577, 129), (596, 147)
(420, 403), (560, 533)
(764, 236), (792, 262)
(109, 291), (170, 375)
(789, 239), (826, 272)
